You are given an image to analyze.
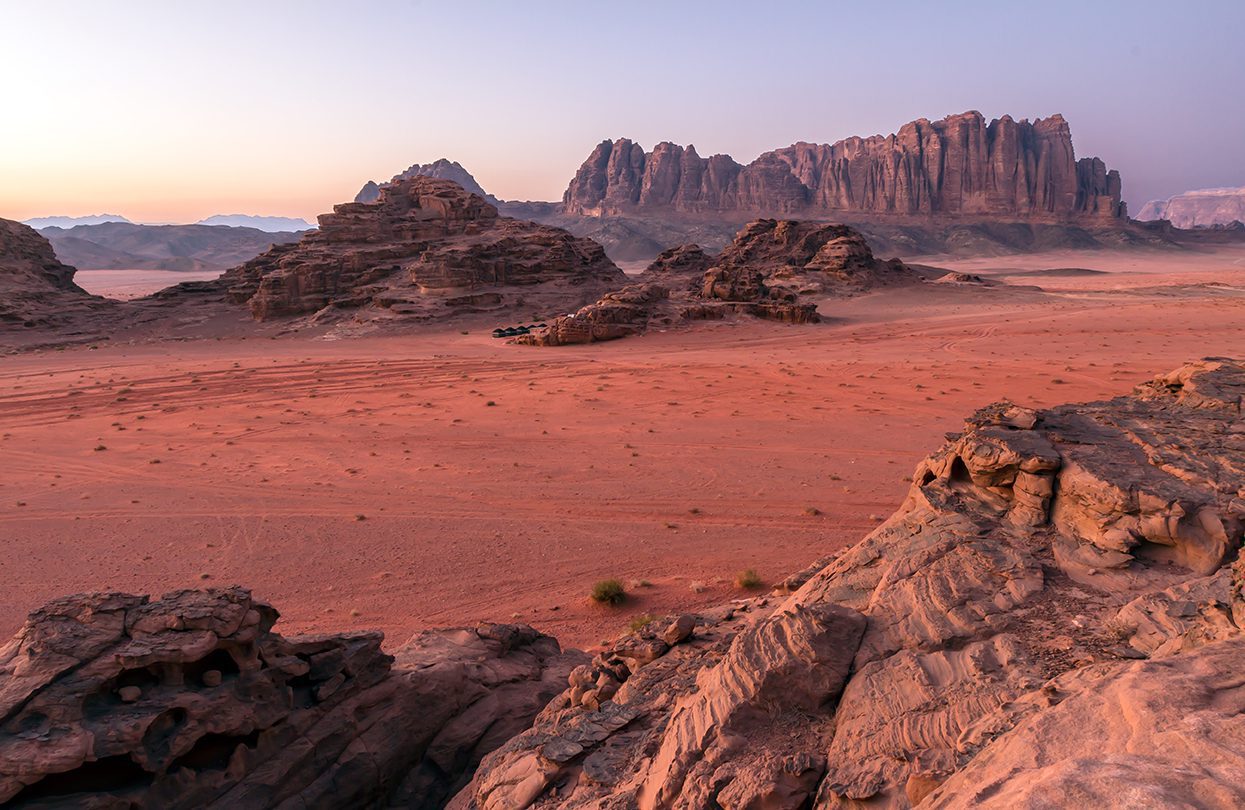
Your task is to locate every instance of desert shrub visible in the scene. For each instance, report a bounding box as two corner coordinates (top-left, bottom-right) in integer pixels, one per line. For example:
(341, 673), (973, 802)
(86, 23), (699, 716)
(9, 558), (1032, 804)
(735, 568), (764, 589)
(590, 578), (627, 605)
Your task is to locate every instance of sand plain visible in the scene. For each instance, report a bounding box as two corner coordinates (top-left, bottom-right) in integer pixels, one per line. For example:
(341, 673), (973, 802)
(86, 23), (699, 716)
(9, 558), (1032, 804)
(2, 245), (1244, 649)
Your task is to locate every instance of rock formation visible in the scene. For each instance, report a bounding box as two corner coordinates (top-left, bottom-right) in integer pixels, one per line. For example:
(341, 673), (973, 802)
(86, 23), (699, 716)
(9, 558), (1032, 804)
(1136, 186), (1245, 229)
(0, 587), (581, 808)
(0, 217), (116, 340)
(562, 112), (1125, 223)
(456, 358), (1245, 809)
(516, 219), (917, 345)
(222, 177), (626, 323)
(357, 159), (498, 205)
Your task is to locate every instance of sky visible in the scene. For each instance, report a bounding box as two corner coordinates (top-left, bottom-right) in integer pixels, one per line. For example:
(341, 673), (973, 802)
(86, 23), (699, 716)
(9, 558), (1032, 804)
(1, 0), (1242, 223)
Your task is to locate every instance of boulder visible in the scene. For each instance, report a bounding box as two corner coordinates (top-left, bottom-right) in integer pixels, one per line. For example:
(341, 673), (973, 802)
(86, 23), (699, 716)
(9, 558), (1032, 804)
(0, 588), (582, 809)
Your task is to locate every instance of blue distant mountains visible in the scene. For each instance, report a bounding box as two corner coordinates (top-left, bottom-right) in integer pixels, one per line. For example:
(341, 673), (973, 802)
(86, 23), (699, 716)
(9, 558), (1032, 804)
(196, 215), (314, 232)
(23, 214), (132, 229)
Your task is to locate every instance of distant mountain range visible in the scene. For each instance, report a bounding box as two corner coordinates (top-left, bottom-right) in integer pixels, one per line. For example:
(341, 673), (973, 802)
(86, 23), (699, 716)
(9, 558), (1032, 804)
(24, 214), (312, 233)
(1135, 187), (1245, 229)
(196, 214), (314, 232)
(38, 222), (303, 273)
(23, 214), (132, 229)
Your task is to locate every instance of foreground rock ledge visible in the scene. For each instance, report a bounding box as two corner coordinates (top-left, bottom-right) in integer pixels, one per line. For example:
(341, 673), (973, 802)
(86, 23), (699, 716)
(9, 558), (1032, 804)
(3, 359), (1245, 809)
(0, 589), (582, 808)
(457, 358), (1245, 809)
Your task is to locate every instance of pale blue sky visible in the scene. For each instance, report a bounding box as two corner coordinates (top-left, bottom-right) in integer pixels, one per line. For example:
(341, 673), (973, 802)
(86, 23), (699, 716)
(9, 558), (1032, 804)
(1, 0), (1241, 221)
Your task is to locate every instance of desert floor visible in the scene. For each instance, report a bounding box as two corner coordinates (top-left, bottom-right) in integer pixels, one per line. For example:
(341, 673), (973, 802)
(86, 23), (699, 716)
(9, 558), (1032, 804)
(3, 245), (1245, 649)
(75, 269), (223, 300)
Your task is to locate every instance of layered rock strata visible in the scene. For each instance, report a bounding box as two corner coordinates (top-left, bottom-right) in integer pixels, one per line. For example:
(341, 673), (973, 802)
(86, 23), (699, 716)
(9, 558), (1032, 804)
(0, 217), (117, 338)
(223, 177), (626, 322)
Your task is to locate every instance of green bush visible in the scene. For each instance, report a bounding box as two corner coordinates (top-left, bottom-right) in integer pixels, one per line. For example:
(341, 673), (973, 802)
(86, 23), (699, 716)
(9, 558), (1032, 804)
(590, 578), (627, 605)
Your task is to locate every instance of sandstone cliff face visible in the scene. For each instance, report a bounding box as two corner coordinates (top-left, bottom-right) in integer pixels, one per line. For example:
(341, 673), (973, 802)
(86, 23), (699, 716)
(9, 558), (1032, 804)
(223, 177), (626, 323)
(562, 112), (1125, 223)
(457, 359), (1245, 809)
(0, 587), (582, 809)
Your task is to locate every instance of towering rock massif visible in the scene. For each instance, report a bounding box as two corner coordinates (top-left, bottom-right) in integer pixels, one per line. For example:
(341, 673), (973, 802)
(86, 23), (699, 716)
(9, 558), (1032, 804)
(357, 158), (498, 205)
(562, 112), (1126, 223)
(0, 217), (116, 339)
(0, 588), (582, 808)
(1136, 186), (1245, 229)
(223, 177), (626, 324)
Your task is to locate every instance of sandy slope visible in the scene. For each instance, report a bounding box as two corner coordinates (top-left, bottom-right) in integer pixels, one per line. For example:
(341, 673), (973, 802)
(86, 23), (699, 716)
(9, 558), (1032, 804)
(2, 246), (1244, 649)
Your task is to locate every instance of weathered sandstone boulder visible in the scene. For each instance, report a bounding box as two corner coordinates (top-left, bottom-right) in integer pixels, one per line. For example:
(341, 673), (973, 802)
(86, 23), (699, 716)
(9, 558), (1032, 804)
(222, 177), (626, 323)
(0, 587), (581, 808)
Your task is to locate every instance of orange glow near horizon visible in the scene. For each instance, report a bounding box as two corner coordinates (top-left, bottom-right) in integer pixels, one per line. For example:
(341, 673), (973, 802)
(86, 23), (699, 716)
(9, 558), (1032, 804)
(2, 1), (1243, 223)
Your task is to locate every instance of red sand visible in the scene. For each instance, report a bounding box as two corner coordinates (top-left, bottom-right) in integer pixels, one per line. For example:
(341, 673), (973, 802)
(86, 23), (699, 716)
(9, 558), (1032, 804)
(3, 246), (1244, 649)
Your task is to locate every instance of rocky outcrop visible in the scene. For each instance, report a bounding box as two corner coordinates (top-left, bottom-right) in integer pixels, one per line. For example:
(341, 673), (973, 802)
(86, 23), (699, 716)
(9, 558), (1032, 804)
(516, 220), (917, 345)
(357, 159), (499, 205)
(0, 587), (581, 809)
(1136, 186), (1245, 229)
(0, 218), (117, 338)
(456, 358), (1245, 809)
(563, 112), (1126, 223)
(223, 177), (626, 323)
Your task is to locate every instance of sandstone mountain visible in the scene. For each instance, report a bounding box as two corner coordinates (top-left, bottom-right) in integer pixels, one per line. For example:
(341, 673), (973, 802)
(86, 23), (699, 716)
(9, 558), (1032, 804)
(221, 176), (626, 324)
(4, 360), (1244, 808)
(516, 219), (918, 346)
(40, 222), (303, 273)
(562, 112), (1125, 222)
(1136, 186), (1245, 229)
(356, 158), (499, 205)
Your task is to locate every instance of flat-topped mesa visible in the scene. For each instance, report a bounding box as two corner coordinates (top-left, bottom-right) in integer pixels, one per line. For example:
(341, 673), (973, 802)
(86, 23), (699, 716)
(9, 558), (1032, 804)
(221, 176), (626, 322)
(563, 111), (1126, 223)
